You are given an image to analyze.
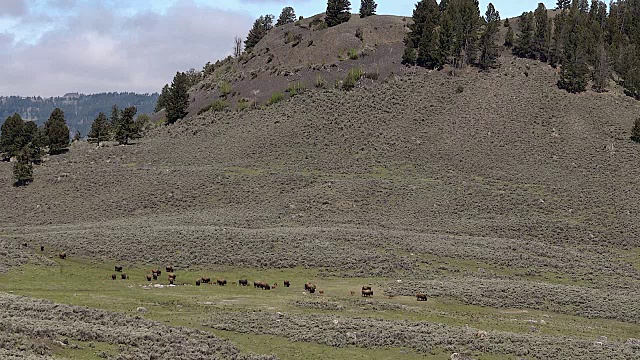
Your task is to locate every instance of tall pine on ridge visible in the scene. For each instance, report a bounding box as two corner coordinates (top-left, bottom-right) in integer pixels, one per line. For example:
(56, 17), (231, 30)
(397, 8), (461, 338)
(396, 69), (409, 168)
(166, 72), (189, 125)
(44, 108), (69, 155)
(479, 3), (500, 70)
(326, 0), (351, 27)
(359, 0), (377, 18)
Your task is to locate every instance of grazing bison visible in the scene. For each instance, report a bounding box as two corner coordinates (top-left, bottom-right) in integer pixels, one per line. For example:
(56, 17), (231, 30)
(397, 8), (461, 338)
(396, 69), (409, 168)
(40, 246), (44, 252)
(350, 291), (355, 296)
(284, 280), (290, 288)
(362, 289), (373, 297)
(121, 273), (128, 280)
(58, 252), (67, 260)
(304, 283), (317, 293)
(416, 293), (428, 301)
(166, 266), (174, 273)
(169, 278), (174, 285)
(146, 275), (152, 281)
(152, 273), (158, 280)
(195, 280), (201, 286)
(217, 278), (227, 286)
(239, 279), (248, 286)
(111, 274), (117, 280)
(319, 290), (324, 295)
(201, 277), (211, 284)
(167, 274), (177, 281)
(264, 283), (271, 290)
(362, 286), (372, 291)
(151, 269), (161, 276)
(115, 265), (123, 272)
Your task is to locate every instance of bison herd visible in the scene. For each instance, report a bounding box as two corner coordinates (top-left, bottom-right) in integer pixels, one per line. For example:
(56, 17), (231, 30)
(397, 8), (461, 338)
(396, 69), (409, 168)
(58, 254), (432, 302)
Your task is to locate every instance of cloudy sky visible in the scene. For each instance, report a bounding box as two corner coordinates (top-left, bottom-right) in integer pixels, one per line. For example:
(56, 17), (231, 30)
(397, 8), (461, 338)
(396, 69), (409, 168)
(0, 0), (555, 97)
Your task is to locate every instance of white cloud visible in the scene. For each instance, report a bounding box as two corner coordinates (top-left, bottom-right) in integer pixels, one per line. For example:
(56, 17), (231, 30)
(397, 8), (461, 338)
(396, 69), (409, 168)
(0, 0), (253, 96)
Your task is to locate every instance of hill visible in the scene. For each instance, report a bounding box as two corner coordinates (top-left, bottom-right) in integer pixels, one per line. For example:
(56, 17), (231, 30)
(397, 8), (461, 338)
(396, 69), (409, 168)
(0, 92), (158, 137)
(2, 7), (640, 360)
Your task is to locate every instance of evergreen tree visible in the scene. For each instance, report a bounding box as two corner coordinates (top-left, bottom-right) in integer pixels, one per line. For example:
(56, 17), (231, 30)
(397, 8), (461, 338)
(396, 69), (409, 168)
(402, 39), (417, 65)
(115, 106), (137, 145)
(109, 105), (120, 134)
(479, 3), (501, 70)
(29, 127), (47, 164)
(417, 22), (442, 68)
(513, 11), (534, 58)
(632, 117), (640, 143)
(245, 15), (274, 52)
(22, 121), (37, 145)
(155, 84), (170, 112)
(326, 0), (351, 27)
(13, 147), (33, 187)
(549, 14), (565, 67)
(446, 0), (481, 68)
(359, 0), (377, 18)
(533, 3), (550, 62)
(0, 113), (25, 158)
(409, 0), (440, 48)
(89, 112), (109, 145)
(557, 0), (571, 10)
(504, 25), (514, 48)
(43, 108), (69, 155)
(166, 72), (189, 124)
(276, 7), (296, 26)
(557, 5), (589, 93)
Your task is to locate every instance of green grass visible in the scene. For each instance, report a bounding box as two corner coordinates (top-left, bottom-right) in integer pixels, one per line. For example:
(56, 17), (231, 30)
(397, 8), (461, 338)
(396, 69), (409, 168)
(348, 48), (359, 60)
(219, 81), (232, 97)
(343, 68), (364, 91)
(51, 340), (117, 360)
(267, 92), (285, 106)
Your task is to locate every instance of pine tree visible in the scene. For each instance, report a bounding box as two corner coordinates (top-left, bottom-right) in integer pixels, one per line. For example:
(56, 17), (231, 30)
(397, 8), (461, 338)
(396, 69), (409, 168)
(402, 39), (417, 65)
(13, 147), (33, 187)
(557, 5), (589, 93)
(109, 105), (120, 134)
(326, 0), (351, 27)
(409, 0), (440, 47)
(557, 0), (571, 10)
(479, 3), (500, 70)
(439, 0), (448, 12)
(533, 3), (550, 62)
(0, 113), (25, 158)
(359, 0), (377, 18)
(166, 72), (189, 124)
(417, 23), (442, 68)
(155, 84), (170, 112)
(276, 7), (296, 26)
(632, 117), (640, 143)
(504, 25), (514, 48)
(446, 0), (481, 68)
(43, 108), (69, 155)
(89, 112), (109, 145)
(245, 15), (274, 52)
(115, 107), (137, 145)
(513, 11), (534, 58)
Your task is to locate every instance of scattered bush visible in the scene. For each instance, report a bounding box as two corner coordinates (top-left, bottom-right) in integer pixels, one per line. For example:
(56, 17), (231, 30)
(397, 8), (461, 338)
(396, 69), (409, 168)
(211, 99), (228, 112)
(364, 70), (379, 80)
(219, 82), (232, 97)
(632, 117), (640, 143)
(455, 85), (464, 94)
(355, 27), (364, 41)
(267, 92), (285, 105)
(348, 48), (359, 60)
(287, 82), (307, 96)
(314, 75), (327, 88)
(343, 68), (364, 91)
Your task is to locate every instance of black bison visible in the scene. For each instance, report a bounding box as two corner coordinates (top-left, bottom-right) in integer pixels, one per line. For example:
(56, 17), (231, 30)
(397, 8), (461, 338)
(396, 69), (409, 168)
(121, 273), (128, 280)
(201, 277), (211, 284)
(152, 273), (158, 280)
(151, 269), (161, 276)
(40, 246), (44, 252)
(362, 286), (372, 291)
(264, 283), (271, 290)
(146, 275), (152, 281)
(111, 274), (116, 280)
(362, 289), (373, 297)
(217, 278), (227, 286)
(59, 252), (67, 260)
(239, 279), (248, 286)
(169, 278), (174, 285)
(416, 293), (428, 301)
(168, 274), (177, 281)
(284, 280), (290, 288)
(195, 280), (201, 286)
(165, 266), (174, 273)
(115, 265), (123, 272)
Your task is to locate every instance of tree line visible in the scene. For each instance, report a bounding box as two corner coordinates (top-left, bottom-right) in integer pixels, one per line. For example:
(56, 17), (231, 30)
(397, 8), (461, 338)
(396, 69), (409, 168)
(1, 109), (70, 186)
